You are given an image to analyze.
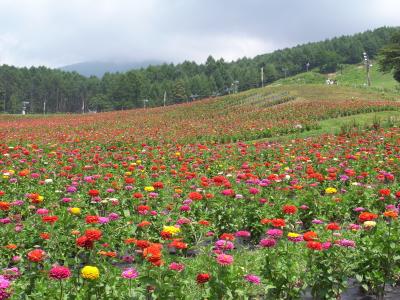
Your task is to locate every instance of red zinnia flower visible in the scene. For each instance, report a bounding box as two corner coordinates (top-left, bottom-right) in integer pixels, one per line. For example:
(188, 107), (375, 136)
(85, 229), (102, 241)
(76, 236), (94, 249)
(0, 201), (11, 211)
(359, 212), (378, 222)
(27, 249), (46, 262)
(196, 273), (211, 284)
(88, 190), (100, 197)
(303, 231), (318, 241)
(85, 215), (99, 224)
(379, 189), (391, 196)
(282, 205), (297, 215)
(168, 239), (188, 249)
(135, 240), (151, 249)
(152, 181), (164, 189)
(188, 192), (203, 201)
(42, 215), (58, 224)
(220, 233), (235, 241)
(271, 218), (286, 227)
(133, 192), (143, 199)
(306, 241), (323, 251)
(40, 232), (51, 240)
(326, 223), (341, 231)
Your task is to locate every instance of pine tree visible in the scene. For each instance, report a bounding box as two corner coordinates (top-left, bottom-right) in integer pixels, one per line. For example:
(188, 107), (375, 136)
(172, 80), (187, 103)
(379, 30), (400, 83)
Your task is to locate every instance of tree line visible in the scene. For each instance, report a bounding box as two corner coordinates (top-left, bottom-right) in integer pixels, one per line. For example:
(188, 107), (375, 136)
(0, 26), (398, 114)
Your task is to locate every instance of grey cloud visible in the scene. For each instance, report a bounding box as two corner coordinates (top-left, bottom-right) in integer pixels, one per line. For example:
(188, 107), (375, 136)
(0, 0), (398, 67)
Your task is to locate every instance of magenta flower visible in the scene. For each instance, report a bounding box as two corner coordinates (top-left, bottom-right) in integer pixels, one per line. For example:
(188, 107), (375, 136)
(339, 239), (356, 248)
(0, 276), (11, 289)
(215, 240), (234, 251)
(169, 262), (185, 272)
(121, 268), (139, 279)
(244, 274), (261, 285)
(235, 230), (251, 238)
(49, 266), (71, 280)
(266, 229), (283, 238)
(259, 238), (277, 248)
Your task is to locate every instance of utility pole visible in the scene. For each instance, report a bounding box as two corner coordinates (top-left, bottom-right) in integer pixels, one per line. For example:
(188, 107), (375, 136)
(163, 91), (166, 107)
(282, 68), (288, 79)
(261, 67), (264, 88)
(363, 52), (372, 87)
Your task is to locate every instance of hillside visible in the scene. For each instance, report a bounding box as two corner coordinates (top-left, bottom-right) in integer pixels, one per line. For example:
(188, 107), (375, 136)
(2, 84), (399, 145)
(273, 62), (399, 92)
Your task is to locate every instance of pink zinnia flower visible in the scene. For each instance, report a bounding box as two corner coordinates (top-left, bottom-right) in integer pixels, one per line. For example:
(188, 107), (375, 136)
(249, 187), (260, 195)
(235, 230), (251, 238)
(339, 239), (356, 248)
(49, 266), (71, 280)
(216, 254), (234, 266)
(215, 240), (234, 251)
(36, 208), (49, 215)
(0, 276), (11, 289)
(169, 262), (185, 272)
(266, 229), (283, 238)
(244, 274), (261, 285)
(121, 268), (139, 279)
(259, 238), (277, 248)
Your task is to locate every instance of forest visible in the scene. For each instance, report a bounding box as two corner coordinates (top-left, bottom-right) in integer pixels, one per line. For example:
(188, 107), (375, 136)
(0, 26), (397, 114)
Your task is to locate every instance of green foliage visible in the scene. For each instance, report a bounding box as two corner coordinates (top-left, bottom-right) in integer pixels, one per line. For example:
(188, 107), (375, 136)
(172, 79), (187, 103)
(378, 30), (400, 83)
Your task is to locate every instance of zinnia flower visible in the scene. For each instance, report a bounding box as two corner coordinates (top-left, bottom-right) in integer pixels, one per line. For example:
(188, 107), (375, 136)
(244, 274), (261, 285)
(325, 187), (337, 194)
(27, 249), (45, 262)
(0, 276), (11, 289)
(162, 226), (181, 236)
(363, 221), (376, 228)
(196, 273), (211, 284)
(169, 262), (185, 272)
(306, 241), (323, 251)
(121, 268), (138, 279)
(338, 239), (356, 248)
(259, 238), (277, 248)
(216, 254), (234, 266)
(282, 205), (297, 214)
(81, 266), (100, 280)
(49, 266), (71, 280)
(266, 229), (283, 238)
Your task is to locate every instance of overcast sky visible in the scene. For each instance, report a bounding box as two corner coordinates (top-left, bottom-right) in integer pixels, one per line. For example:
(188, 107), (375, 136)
(0, 0), (399, 68)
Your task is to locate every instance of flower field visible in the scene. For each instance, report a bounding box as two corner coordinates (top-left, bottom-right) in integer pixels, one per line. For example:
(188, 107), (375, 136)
(0, 85), (400, 299)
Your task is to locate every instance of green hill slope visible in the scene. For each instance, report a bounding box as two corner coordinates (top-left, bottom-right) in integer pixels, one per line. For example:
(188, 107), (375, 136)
(272, 62), (399, 94)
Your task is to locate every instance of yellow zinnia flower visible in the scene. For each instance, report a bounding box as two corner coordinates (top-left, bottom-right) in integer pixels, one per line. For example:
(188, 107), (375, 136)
(363, 221), (376, 228)
(287, 232), (300, 238)
(70, 207), (81, 215)
(144, 186), (155, 192)
(163, 226), (181, 236)
(325, 187), (337, 194)
(81, 266), (100, 280)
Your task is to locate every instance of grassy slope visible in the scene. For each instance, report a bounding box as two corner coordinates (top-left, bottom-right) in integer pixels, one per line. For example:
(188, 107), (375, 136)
(272, 62), (400, 94)
(264, 110), (400, 142)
